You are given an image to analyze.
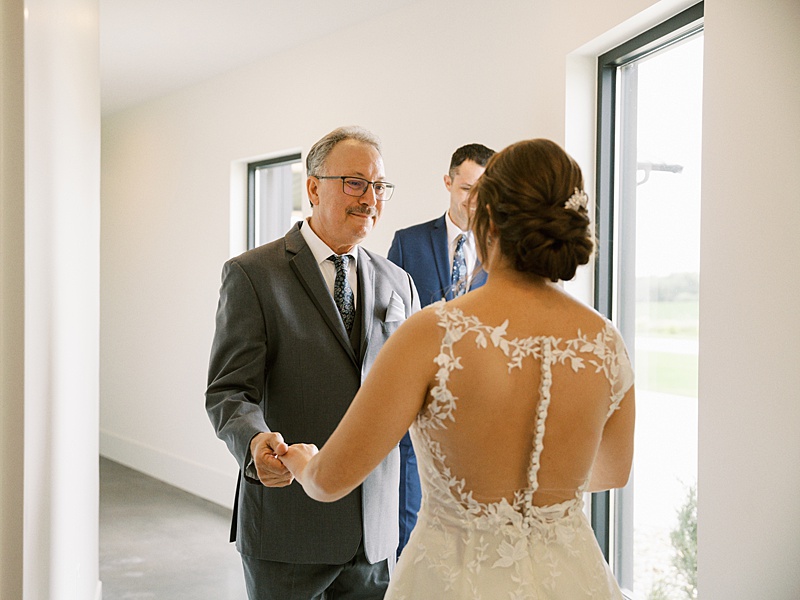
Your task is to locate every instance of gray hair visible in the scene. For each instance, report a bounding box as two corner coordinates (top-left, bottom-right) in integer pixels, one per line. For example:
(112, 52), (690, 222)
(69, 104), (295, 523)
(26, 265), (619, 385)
(306, 126), (382, 176)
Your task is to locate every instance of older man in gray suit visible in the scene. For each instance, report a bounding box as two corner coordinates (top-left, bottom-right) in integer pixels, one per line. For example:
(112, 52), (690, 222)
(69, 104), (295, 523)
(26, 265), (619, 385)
(207, 126), (420, 599)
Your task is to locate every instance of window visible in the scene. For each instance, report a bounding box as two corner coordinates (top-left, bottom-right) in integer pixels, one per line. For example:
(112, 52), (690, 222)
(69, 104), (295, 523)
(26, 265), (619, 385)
(247, 154), (304, 250)
(594, 4), (703, 599)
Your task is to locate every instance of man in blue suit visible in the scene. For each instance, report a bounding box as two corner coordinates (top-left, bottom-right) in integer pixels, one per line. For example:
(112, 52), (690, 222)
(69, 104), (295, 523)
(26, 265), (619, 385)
(387, 143), (495, 556)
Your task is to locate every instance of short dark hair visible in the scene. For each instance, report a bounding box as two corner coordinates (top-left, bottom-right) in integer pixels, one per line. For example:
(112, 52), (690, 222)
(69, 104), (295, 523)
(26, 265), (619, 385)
(448, 143), (495, 176)
(471, 139), (593, 282)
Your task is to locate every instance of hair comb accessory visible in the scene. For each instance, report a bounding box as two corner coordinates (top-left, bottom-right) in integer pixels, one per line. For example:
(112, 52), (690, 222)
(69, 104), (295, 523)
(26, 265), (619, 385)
(564, 188), (588, 211)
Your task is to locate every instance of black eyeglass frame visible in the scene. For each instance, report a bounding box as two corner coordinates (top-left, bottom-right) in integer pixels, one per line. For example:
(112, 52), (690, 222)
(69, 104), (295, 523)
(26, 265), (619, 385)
(314, 175), (396, 201)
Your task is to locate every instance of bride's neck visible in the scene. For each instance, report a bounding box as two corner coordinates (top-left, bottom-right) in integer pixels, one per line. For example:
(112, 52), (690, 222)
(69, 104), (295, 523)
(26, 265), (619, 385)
(484, 258), (555, 292)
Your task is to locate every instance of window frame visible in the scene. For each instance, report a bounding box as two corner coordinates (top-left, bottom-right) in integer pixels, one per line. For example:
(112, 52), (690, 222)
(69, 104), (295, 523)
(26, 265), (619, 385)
(247, 153), (302, 250)
(592, 2), (704, 595)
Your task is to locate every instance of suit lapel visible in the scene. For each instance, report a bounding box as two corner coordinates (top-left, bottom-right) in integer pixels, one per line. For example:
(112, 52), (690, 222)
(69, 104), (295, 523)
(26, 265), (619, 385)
(356, 247), (375, 367)
(285, 225), (358, 366)
(471, 264), (488, 290)
(430, 215), (451, 301)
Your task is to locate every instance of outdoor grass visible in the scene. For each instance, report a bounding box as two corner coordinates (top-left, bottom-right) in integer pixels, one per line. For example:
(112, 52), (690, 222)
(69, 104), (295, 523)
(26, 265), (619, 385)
(636, 300), (699, 339)
(635, 350), (698, 397)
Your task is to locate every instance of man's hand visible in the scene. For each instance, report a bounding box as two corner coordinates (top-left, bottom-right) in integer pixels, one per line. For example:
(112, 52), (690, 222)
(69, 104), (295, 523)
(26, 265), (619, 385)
(249, 432), (293, 487)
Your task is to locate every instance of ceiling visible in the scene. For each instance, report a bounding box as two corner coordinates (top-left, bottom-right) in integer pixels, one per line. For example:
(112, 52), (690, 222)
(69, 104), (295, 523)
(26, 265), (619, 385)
(100, 0), (417, 115)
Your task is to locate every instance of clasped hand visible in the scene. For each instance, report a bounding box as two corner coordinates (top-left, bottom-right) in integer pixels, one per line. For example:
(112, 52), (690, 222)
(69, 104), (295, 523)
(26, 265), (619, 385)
(249, 431), (317, 487)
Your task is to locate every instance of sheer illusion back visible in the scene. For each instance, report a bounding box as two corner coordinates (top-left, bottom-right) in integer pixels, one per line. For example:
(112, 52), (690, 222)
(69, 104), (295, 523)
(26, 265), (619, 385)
(385, 301), (634, 600)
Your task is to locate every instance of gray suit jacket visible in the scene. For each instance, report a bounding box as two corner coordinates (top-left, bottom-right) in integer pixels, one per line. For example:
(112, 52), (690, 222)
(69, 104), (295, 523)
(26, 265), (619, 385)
(206, 222), (420, 565)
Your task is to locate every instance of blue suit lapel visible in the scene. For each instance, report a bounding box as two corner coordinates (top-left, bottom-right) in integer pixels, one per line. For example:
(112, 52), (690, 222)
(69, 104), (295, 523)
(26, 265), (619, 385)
(430, 215), (452, 301)
(470, 265), (488, 290)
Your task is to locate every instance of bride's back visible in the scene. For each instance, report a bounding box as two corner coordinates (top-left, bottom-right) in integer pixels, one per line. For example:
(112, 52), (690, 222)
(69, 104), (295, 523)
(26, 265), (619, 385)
(423, 283), (621, 508)
(414, 138), (632, 512)
(385, 138), (632, 600)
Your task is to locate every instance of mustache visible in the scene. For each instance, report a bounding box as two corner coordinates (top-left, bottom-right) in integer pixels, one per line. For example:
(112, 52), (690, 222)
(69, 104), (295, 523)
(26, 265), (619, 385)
(347, 206), (378, 218)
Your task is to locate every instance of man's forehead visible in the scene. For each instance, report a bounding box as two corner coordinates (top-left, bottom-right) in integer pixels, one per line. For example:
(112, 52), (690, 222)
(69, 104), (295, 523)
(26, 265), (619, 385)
(327, 141), (384, 175)
(331, 138), (378, 155)
(453, 160), (484, 180)
(329, 140), (380, 160)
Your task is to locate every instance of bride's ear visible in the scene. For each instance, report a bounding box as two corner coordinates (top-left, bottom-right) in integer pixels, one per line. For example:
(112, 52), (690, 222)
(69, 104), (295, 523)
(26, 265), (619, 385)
(478, 223), (500, 271)
(486, 208), (498, 246)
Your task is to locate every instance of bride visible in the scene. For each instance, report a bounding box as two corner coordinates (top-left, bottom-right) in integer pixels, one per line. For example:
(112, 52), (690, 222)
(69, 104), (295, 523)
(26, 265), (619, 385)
(280, 138), (635, 599)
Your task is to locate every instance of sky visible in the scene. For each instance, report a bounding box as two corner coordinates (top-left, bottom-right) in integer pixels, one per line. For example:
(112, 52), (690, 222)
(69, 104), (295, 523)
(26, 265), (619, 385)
(631, 34), (704, 278)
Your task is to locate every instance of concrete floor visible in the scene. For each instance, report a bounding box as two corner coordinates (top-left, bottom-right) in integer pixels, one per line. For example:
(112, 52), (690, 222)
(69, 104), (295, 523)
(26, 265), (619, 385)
(100, 457), (246, 599)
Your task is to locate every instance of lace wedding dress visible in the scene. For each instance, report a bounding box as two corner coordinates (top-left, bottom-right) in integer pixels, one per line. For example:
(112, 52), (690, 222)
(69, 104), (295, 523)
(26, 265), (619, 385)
(385, 303), (634, 600)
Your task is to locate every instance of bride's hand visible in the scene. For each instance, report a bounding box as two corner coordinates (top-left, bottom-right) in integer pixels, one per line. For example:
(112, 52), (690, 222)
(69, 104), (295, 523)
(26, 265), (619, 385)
(279, 443), (319, 480)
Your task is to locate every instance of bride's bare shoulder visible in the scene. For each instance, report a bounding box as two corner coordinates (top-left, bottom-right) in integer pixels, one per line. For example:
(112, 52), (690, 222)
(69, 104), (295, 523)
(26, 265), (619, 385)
(389, 302), (447, 343)
(552, 287), (609, 327)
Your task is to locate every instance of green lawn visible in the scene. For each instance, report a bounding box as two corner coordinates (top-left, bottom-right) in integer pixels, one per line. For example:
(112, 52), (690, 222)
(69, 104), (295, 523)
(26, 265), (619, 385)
(636, 300), (699, 339)
(635, 350), (698, 397)
(634, 301), (699, 397)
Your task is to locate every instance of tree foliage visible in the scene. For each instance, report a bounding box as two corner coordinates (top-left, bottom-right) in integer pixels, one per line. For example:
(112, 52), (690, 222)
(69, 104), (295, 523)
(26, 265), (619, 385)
(647, 482), (698, 600)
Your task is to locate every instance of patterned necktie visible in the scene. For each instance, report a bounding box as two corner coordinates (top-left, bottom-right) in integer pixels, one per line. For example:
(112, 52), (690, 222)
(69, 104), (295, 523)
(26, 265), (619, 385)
(450, 234), (468, 298)
(328, 255), (355, 334)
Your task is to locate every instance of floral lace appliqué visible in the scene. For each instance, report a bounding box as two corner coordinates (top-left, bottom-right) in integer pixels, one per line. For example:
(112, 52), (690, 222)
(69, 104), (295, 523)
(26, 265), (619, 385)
(386, 303), (631, 600)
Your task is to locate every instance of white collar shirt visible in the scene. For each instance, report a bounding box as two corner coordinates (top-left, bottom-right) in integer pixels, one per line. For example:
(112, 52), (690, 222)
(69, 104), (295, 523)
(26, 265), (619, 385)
(445, 211), (477, 282)
(300, 218), (359, 305)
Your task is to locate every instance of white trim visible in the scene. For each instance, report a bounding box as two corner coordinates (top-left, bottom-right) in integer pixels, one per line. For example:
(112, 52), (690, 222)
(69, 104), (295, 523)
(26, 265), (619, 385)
(100, 429), (237, 508)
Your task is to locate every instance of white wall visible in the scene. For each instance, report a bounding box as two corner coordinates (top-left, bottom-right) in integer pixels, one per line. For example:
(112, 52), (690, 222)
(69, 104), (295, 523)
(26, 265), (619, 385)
(100, 0), (541, 506)
(101, 0), (800, 595)
(698, 1), (800, 596)
(26, 1), (101, 598)
(0, 0), (102, 598)
(3, 0), (101, 597)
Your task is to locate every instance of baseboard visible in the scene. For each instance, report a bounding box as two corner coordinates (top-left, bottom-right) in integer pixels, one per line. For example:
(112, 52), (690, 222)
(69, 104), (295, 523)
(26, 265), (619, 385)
(99, 429), (237, 508)
(96, 580), (103, 600)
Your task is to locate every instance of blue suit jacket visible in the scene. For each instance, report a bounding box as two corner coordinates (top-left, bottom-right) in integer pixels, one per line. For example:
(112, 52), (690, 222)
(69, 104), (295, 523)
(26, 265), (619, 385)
(387, 213), (487, 556)
(388, 214), (487, 306)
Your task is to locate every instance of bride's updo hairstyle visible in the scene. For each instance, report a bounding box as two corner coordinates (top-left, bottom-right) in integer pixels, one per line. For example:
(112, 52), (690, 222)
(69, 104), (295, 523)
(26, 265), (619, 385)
(471, 139), (594, 282)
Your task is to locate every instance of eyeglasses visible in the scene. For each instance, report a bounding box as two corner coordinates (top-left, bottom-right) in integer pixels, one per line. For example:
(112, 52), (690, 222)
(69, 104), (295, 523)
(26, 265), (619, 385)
(315, 176), (395, 201)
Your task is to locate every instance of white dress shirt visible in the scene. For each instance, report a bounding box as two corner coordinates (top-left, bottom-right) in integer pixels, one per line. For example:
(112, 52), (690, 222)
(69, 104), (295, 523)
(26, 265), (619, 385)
(300, 218), (359, 306)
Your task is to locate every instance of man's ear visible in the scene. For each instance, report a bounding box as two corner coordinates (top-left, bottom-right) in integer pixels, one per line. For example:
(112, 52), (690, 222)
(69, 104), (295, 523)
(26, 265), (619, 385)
(443, 174), (452, 192)
(307, 176), (320, 207)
